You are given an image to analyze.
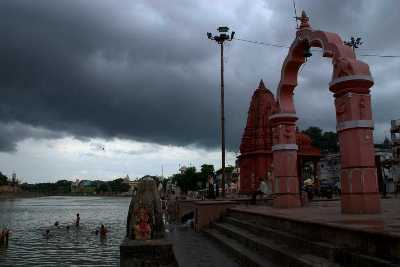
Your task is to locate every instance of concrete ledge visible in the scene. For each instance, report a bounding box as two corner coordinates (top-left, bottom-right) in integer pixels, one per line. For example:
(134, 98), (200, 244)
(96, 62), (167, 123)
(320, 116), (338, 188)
(193, 200), (237, 232)
(176, 200), (196, 223)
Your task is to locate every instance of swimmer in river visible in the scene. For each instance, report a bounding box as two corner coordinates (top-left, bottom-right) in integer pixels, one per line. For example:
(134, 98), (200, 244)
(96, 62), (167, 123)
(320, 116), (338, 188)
(75, 213), (80, 227)
(5, 229), (9, 244)
(54, 221), (59, 227)
(44, 229), (51, 238)
(66, 225), (70, 231)
(0, 228), (10, 246)
(100, 224), (108, 237)
(0, 229), (4, 246)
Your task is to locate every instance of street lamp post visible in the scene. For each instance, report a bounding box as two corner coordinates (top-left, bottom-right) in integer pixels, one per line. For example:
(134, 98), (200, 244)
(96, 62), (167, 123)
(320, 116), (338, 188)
(207, 26), (235, 198)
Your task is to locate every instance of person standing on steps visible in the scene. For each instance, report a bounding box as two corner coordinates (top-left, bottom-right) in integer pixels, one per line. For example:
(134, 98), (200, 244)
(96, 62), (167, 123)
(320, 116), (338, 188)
(207, 175), (215, 199)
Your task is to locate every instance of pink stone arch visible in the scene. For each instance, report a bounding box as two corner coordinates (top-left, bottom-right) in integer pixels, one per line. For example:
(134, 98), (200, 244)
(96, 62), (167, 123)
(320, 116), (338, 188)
(270, 12), (380, 214)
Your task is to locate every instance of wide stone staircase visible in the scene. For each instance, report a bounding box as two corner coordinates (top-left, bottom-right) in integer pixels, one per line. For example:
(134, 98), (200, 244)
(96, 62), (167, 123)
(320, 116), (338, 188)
(203, 208), (399, 267)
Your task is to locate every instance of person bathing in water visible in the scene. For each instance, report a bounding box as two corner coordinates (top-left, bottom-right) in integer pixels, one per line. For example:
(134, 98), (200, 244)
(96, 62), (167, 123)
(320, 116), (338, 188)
(75, 213), (80, 227)
(94, 224), (108, 236)
(0, 228), (10, 246)
(100, 224), (108, 237)
(43, 229), (51, 239)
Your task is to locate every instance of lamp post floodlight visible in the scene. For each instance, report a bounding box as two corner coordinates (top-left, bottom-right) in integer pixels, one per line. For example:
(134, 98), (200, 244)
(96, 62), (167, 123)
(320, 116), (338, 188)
(206, 26), (235, 198)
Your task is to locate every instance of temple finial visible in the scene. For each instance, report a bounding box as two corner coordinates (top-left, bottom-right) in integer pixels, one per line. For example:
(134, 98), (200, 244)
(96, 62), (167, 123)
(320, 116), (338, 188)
(258, 79), (266, 89)
(296, 10), (311, 29)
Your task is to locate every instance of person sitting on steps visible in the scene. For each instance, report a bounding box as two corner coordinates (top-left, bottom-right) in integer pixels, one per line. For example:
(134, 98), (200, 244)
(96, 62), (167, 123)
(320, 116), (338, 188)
(251, 177), (270, 205)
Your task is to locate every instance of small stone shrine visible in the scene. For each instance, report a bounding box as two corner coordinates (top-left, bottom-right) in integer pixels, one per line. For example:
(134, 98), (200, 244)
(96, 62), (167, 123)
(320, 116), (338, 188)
(120, 177), (178, 267)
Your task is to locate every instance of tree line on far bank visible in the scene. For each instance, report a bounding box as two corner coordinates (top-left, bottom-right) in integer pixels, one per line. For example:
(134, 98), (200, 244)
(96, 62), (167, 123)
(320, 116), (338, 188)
(18, 178), (130, 195)
(0, 172), (20, 187)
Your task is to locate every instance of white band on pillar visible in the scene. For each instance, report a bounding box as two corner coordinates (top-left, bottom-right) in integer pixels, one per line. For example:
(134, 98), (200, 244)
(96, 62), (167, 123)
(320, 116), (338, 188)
(269, 113), (297, 120)
(336, 120), (374, 131)
(329, 75), (374, 87)
(272, 144), (298, 151)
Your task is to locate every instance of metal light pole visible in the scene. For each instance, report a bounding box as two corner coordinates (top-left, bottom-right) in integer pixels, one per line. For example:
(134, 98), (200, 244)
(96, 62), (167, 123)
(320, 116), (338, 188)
(207, 26), (235, 198)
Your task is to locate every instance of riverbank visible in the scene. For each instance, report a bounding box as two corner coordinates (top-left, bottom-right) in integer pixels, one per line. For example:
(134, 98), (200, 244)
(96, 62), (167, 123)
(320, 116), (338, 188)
(0, 192), (132, 199)
(0, 192), (44, 199)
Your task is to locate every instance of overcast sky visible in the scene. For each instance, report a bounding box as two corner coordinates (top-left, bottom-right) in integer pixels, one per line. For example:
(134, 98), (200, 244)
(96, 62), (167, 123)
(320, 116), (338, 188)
(0, 0), (399, 182)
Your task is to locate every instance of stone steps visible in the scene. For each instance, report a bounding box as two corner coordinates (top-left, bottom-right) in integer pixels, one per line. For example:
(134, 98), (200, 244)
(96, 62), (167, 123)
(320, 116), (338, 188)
(216, 209), (400, 267)
(222, 216), (336, 260)
(203, 228), (276, 267)
(209, 221), (339, 267)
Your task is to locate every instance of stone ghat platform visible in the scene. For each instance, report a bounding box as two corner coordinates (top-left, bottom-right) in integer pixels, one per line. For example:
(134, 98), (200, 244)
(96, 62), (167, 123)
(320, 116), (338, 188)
(218, 198), (400, 266)
(234, 198), (400, 236)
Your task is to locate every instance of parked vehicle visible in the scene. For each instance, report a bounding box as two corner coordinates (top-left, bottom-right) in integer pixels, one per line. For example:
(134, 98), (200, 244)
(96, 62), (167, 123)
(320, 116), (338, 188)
(318, 180), (334, 199)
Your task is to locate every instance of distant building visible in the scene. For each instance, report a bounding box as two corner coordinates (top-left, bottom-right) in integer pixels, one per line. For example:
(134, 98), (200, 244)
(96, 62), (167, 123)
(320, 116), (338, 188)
(122, 175), (130, 184)
(179, 166), (187, 174)
(71, 179), (80, 193)
(392, 119), (400, 160)
(120, 175), (141, 194)
(319, 153), (340, 183)
(391, 119), (400, 183)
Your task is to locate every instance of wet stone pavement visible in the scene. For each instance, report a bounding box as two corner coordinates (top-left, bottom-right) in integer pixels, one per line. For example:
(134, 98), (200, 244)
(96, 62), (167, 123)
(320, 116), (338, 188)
(166, 223), (239, 267)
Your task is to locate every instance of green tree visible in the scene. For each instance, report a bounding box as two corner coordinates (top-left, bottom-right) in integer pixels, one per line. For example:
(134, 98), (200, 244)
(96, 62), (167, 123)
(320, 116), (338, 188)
(55, 180), (72, 194)
(200, 164), (215, 188)
(303, 127), (323, 148)
(96, 182), (109, 193)
(303, 126), (338, 153)
(171, 167), (202, 194)
(108, 178), (130, 193)
(216, 166), (235, 174)
(0, 172), (8, 186)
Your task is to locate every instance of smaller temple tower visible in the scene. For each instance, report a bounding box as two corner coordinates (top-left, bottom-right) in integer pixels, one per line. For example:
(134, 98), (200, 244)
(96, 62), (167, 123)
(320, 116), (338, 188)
(238, 80), (277, 193)
(238, 80), (320, 194)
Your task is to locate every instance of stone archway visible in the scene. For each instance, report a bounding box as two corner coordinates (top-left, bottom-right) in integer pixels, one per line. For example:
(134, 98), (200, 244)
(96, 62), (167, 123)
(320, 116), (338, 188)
(270, 11), (380, 214)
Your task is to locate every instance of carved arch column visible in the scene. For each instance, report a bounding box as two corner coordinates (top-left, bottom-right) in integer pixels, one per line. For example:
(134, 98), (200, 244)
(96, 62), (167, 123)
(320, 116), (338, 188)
(330, 76), (380, 213)
(270, 113), (301, 208)
(273, 11), (380, 213)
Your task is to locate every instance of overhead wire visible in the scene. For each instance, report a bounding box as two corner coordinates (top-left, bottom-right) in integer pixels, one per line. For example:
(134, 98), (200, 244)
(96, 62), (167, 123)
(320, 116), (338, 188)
(233, 37), (290, 48)
(234, 37), (400, 58)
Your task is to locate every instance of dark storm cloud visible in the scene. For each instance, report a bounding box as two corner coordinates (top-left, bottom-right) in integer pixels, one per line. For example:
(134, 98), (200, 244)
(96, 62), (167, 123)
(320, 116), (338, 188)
(0, 0), (399, 152)
(0, 122), (63, 152)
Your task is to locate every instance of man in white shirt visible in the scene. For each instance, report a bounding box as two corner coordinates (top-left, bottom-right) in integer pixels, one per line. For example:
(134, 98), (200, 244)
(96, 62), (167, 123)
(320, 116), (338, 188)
(251, 177), (270, 204)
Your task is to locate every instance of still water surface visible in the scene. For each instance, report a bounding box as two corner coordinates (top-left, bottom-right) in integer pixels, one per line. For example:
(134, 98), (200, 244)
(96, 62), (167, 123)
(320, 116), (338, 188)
(0, 196), (130, 266)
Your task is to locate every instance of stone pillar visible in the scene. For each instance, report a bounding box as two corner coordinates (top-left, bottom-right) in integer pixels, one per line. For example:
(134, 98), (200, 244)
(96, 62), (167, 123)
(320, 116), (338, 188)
(313, 160), (319, 179)
(270, 113), (301, 208)
(330, 75), (381, 214)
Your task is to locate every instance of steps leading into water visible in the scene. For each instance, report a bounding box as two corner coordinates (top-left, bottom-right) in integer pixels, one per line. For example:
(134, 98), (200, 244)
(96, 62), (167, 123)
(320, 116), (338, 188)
(204, 228), (275, 267)
(203, 208), (399, 267)
(205, 221), (339, 267)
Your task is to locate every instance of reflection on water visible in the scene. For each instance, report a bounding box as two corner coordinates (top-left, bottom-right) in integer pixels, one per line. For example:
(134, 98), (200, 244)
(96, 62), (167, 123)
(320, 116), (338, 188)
(0, 196), (130, 266)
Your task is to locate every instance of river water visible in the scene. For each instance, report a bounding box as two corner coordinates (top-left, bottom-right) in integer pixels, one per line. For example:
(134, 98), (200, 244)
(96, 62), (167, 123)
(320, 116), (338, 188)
(0, 196), (130, 267)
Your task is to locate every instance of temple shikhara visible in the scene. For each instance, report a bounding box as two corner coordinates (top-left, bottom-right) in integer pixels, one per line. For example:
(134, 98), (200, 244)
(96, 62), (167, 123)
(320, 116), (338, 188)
(238, 80), (320, 193)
